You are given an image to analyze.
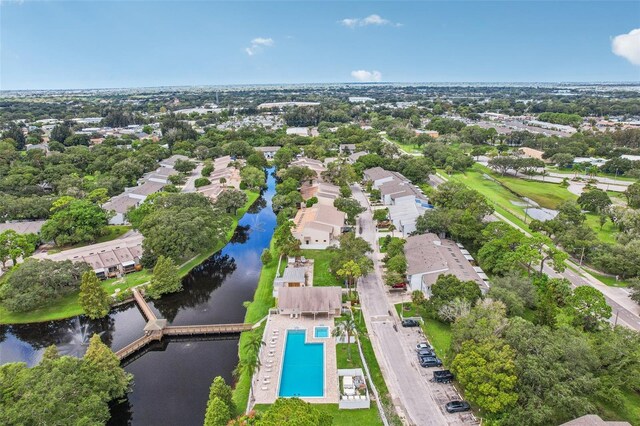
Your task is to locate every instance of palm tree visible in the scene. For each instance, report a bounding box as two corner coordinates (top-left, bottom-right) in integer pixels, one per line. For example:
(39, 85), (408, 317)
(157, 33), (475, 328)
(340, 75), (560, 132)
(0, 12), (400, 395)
(233, 353), (262, 401)
(332, 314), (358, 362)
(244, 332), (265, 356)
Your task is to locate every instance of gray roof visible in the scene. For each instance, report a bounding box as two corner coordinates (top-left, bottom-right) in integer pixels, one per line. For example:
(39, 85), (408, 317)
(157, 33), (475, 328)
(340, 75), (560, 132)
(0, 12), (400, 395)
(129, 181), (166, 197)
(405, 233), (448, 276)
(278, 287), (342, 313)
(103, 195), (139, 214)
(280, 266), (307, 283)
(561, 415), (631, 426)
(364, 167), (394, 181)
(0, 220), (46, 234)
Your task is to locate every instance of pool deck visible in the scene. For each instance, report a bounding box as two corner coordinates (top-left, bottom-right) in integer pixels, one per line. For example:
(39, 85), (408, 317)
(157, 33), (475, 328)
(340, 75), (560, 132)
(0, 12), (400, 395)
(253, 314), (339, 405)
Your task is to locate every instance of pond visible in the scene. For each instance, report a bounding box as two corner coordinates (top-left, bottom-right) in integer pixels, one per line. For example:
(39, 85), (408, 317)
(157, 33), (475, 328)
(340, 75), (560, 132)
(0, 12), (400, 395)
(0, 168), (277, 426)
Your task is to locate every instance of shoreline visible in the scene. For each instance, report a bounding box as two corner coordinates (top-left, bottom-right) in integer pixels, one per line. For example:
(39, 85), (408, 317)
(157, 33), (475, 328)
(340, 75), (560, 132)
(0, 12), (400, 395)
(0, 190), (261, 325)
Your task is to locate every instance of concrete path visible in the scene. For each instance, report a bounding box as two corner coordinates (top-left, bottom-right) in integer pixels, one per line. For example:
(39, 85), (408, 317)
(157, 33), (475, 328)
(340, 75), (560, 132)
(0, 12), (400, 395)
(352, 185), (473, 426)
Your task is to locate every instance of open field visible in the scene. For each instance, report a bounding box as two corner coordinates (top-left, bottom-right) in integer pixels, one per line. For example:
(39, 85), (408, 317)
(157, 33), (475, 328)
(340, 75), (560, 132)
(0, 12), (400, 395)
(0, 191), (261, 325)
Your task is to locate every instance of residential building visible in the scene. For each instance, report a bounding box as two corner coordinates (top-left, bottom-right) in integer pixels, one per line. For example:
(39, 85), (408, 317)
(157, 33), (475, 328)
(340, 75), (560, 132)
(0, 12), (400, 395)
(404, 233), (489, 294)
(103, 195), (140, 225)
(33, 234), (143, 279)
(255, 146), (281, 159)
(292, 204), (345, 249)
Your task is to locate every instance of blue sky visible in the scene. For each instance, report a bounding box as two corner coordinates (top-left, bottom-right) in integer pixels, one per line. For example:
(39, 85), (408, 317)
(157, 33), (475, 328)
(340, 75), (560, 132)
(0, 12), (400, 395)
(1, 1), (639, 90)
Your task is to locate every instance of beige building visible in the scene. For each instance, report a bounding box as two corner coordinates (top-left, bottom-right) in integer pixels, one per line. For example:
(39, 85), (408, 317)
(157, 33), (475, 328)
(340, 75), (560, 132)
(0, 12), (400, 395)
(292, 204), (345, 249)
(405, 233), (489, 294)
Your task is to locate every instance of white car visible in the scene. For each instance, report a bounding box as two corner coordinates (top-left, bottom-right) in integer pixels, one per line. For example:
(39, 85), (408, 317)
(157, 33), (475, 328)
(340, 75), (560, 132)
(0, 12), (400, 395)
(416, 342), (432, 352)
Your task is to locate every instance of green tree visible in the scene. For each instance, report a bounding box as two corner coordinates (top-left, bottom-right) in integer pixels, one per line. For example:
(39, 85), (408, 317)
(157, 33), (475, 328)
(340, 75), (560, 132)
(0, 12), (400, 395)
(624, 181), (640, 208)
(333, 197), (364, 225)
(40, 199), (109, 246)
(257, 398), (332, 426)
(233, 354), (262, 401)
(332, 314), (358, 362)
(215, 189), (248, 215)
(240, 166), (266, 190)
(204, 397), (231, 426)
(79, 271), (111, 319)
(194, 177), (211, 188)
(372, 208), (389, 222)
(83, 334), (132, 399)
(337, 259), (362, 296)
(451, 338), (518, 414)
(0, 259), (91, 312)
(452, 300), (508, 352)
(577, 189), (612, 213)
(568, 286), (612, 331)
(0, 229), (36, 268)
(206, 376), (235, 418)
(427, 274), (482, 322)
(146, 255), (182, 299)
(174, 158), (196, 173)
(260, 248), (273, 264)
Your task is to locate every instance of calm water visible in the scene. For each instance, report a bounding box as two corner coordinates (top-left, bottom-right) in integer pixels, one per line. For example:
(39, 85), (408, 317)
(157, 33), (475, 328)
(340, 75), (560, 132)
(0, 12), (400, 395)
(0, 168), (277, 426)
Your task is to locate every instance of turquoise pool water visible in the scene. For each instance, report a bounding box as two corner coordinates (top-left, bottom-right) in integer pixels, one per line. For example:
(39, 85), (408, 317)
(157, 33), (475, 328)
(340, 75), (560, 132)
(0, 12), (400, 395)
(279, 330), (324, 397)
(314, 326), (329, 338)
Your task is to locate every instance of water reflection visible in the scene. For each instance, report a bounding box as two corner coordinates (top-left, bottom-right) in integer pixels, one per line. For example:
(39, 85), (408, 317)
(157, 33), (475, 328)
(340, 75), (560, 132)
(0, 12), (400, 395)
(0, 168), (278, 425)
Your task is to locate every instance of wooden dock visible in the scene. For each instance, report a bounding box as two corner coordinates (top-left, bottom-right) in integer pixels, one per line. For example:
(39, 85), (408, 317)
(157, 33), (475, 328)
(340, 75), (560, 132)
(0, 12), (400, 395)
(115, 289), (253, 361)
(164, 323), (253, 336)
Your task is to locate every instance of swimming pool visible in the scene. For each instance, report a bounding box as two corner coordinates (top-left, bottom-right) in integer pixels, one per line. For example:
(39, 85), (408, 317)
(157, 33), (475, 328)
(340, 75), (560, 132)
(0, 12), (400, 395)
(314, 326), (329, 338)
(279, 329), (324, 397)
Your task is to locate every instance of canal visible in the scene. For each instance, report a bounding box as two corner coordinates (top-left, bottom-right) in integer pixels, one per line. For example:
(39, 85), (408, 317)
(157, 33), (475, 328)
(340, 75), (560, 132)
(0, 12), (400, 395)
(0, 168), (278, 426)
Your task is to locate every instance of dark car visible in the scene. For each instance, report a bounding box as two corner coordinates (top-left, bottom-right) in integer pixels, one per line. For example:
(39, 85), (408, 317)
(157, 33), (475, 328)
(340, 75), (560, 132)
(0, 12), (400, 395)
(432, 370), (455, 383)
(401, 319), (419, 327)
(445, 400), (471, 413)
(417, 348), (435, 356)
(419, 355), (443, 367)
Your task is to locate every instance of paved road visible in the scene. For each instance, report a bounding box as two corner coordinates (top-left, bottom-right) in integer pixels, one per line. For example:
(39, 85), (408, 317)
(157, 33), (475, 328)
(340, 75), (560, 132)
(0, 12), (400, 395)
(352, 185), (474, 426)
(431, 172), (640, 331)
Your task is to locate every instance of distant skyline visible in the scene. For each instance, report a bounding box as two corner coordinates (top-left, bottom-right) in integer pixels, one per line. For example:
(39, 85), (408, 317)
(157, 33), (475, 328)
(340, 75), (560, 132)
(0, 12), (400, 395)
(1, 1), (639, 90)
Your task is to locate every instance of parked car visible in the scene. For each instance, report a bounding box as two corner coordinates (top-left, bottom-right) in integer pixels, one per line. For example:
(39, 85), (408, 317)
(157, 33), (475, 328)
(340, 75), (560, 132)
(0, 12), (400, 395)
(432, 370), (455, 383)
(445, 400), (471, 413)
(391, 282), (407, 289)
(419, 355), (443, 367)
(401, 319), (419, 327)
(416, 342), (432, 352)
(417, 348), (435, 356)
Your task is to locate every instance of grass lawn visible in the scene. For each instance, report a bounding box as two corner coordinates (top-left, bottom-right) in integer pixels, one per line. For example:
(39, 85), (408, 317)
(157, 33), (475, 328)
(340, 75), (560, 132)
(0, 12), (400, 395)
(0, 191), (261, 325)
(253, 403), (383, 426)
(587, 271), (629, 288)
(422, 317), (452, 361)
(386, 136), (421, 154)
(394, 302), (418, 318)
(232, 239), (278, 413)
(597, 388), (640, 425)
(585, 214), (618, 245)
(378, 237), (387, 253)
(336, 343), (363, 370)
(301, 249), (342, 287)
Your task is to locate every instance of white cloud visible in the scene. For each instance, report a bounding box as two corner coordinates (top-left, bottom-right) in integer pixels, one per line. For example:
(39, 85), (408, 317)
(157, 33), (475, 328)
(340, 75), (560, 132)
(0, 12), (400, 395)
(245, 37), (274, 56)
(340, 14), (400, 28)
(351, 70), (382, 82)
(612, 29), (640, 66)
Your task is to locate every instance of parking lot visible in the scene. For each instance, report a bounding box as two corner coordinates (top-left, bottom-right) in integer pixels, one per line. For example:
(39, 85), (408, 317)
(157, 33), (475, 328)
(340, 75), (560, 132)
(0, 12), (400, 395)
(396, 318), (479, 425)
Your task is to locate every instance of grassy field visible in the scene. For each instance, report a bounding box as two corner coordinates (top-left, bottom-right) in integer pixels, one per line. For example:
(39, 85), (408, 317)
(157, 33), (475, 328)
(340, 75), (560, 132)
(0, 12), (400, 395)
(0, 191), (261, 325)
(597, 389), (640, 425)
(445, 165), (620, 251)
(587, 271), (630, 288)
(301, 249), (342, 287)
(232, 239), (278, 413)
(336, 343), (364, 370)
(253, 403), (383, 426)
